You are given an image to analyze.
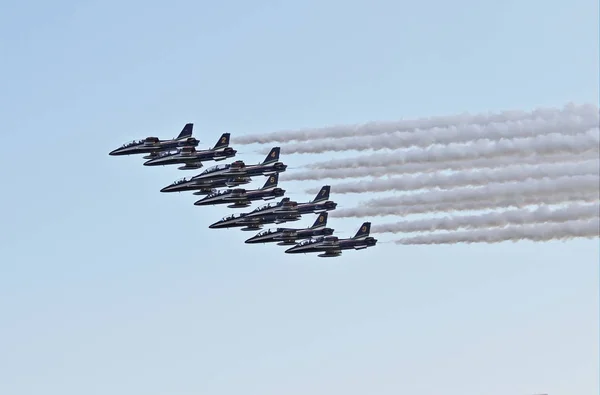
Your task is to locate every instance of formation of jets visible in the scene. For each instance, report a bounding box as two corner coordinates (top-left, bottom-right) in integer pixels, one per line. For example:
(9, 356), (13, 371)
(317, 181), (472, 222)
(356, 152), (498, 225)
(109, 123), (378, 258)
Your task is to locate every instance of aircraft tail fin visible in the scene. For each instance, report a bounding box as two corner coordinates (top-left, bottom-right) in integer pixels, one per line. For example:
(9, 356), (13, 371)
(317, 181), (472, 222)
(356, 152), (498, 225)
(352, 222), (371, 240)
(262, 147), (280, 164)
(213, 133), (230, 150)
(261, 173), (279, 190)
(310, 212), (328, 229)
(177, 123), (194, 139)
(312, 185), (330, 203)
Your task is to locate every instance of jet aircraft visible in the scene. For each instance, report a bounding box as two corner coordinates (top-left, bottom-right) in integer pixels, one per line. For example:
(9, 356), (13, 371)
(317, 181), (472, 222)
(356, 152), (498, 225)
(240, 196), (299, 219)
(109, 123), (197, 158)
(143, 133), (236, 169)
(244, 212), (334, 245)
(284, 222), (377, 258)
(160, 174), (252, 195)
(208, 199), (301, 231)
(194, 173), (284, 208)
(159, 149), (272, 194)
(190, 147), (287, 182)
(294, 185), (338, 214)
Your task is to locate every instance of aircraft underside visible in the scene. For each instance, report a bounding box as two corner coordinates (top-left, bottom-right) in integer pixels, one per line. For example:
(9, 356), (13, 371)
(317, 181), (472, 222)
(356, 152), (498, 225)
(318, 250), (341, 257)
(179, 163), (203, 170)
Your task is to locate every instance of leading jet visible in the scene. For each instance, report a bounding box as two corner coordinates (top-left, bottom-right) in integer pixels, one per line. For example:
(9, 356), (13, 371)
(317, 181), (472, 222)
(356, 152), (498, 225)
(194, 173), (284, 208)
(208, 199), (302, 231)
(189, 147), (287, 183)
(284, 222), (377, 258)
(244, 212), (334, 246)
(143, 133), (236, 170)
(109, 123), (198, 158)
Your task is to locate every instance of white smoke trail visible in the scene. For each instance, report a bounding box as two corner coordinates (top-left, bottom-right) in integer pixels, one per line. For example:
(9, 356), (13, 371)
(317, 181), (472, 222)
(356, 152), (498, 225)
(364, 175), (598, 207)
(265, 113), (598, 154)
(283, 151), (599, 182)
(305, 159), (599, 194)
(371, 202), (599, 234)
(232, 102), (598, 144)
(330, 190), (598, 218)
(304, 129), (599, 170)
(393, 218), (600, 244)
(329, 178), (599, 218)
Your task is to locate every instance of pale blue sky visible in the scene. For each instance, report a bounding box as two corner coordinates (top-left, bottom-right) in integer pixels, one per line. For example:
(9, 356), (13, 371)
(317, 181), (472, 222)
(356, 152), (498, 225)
(0, 0), (598, 394)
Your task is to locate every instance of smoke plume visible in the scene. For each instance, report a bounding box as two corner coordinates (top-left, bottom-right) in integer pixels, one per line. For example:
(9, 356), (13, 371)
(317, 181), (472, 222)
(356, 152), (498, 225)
(329, 176), (599, 217)
(282, 151), (598, 182)
(232, 103), (597, 144)
(330, 190), (598, 218)
(371, 202), (599, 233)
(303, 129), (599, 170)
(265, 114), (598, 154)
(305, 159), (598, 194)
(393, 218), (599, 244)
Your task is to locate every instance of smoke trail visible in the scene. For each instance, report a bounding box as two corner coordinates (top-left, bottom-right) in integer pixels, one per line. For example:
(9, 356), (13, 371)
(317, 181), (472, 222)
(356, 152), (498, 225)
(305, 159), (599, 194)
(329, 179), (599, 218)
(371, 202), (599, 233)
(393, 218), (600, 244)
(303, 129), (599, 170)
(363, 175), (598, 207)
(330, 190), (598, 218)
(282, 151), (599, 182)
(232, 103), (597, 144)
(264, 114), (598, 154)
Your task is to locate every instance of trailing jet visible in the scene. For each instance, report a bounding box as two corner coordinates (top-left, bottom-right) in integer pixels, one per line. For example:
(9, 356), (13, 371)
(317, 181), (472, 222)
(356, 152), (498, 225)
(295, 185), (338, 214)
(208, 199), (301, 231)
(244, 212), (334, 245)
(109, 123), (197, 158)
(284, 222), (377, 258)
(143, 133), (236, 170)
(190, 147), (287, 183)
(194, 173), (284, 208)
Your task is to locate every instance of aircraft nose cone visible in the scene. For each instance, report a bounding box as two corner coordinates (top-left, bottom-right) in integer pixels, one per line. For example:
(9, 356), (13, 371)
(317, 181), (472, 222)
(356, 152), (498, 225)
(284, 246), (298, 253)
(208, 223), (218, 229)
(160, 185), (173, 192)
(244, 238), (257, 244)
(109, 148), (122, 156)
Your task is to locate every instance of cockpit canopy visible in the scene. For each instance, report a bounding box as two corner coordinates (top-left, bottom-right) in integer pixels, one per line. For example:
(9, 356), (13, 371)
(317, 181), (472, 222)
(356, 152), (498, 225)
(220, 213), (245, 221)
(205, 190), (230, 198)
(171, 178), (188, 185)
(297, 238), (318, 246)
(155, 150), (174, 158)
(198, 163), (230, 175)
(121, 139), (145, 148)
(255, 229), (275, 236)
(251, 202), (278, 213)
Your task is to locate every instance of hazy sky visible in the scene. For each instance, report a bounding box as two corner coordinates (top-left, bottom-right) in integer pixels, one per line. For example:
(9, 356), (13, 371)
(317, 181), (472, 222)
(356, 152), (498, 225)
(0, 0), (598, 394)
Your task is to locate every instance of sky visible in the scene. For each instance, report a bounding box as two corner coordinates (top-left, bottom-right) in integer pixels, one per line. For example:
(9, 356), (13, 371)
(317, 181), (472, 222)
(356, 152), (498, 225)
(0, 0), (598, 394)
